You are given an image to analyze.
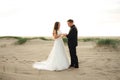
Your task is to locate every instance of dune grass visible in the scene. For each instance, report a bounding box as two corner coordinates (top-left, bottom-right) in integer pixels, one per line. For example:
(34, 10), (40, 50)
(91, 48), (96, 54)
(79, 38), (100, 42)
(96, 39), (120, 48)
(63, 38), (68, 44)
(0, 36), (52, 45)
(15, 38), (28, 45)
(0, 36), (28, 45)
(79, 38), (120, 48)
(39, 37), (52, 41)
(0, 36), (21, 39)
(0, 36), (120, 48)
(80, 38), (120, 48)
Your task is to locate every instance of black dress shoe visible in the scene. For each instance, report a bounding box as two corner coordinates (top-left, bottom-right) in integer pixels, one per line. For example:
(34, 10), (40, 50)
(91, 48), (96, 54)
(74, 65), (79, 68)
(69, 65), (74, 68)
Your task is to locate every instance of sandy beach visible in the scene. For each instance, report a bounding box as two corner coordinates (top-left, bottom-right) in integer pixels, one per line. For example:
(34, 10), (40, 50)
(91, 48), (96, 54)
(0, 37), (120, 80)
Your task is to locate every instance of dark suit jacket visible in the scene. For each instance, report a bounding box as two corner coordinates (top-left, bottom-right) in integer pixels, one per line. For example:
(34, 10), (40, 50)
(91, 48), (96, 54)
(67, 25), (78, 47)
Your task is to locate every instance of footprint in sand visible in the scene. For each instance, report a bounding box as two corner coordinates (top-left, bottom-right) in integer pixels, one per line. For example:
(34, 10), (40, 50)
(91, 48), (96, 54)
(93, 67), (103, 71)
(2, 60), (6, 62)
(12, 56), (18, 60)
(107, 70), (120, 73)
(107, 58), (112, 62)
(96, 72), (107, 76)
(1, 58), (7, 62)
(79, 61), (86, 64)
(1, 56), (5, 58)
(0, 77), (2, 80)
(79, 72), (87, 75)
(18, 60), (33, 64)
(116, 77), (120, 80)
(0, 44), (7, 48)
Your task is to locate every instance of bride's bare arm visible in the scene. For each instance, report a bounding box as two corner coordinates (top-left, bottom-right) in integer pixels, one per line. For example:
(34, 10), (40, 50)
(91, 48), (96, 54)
(53, 30), (61, 39)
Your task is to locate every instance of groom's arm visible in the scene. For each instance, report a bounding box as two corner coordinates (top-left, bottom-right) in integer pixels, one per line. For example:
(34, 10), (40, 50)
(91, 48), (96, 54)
(66, 28), (77, 40)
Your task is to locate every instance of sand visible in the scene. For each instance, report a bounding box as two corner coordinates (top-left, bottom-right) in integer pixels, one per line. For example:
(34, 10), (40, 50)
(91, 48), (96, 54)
(0, 38), (120, 80)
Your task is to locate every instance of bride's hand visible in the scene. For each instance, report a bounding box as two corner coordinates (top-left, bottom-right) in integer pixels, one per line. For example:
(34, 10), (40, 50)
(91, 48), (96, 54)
(61, 34), (67, 37)
(60, 34), (64, 37)
(57, 34), (63, 38)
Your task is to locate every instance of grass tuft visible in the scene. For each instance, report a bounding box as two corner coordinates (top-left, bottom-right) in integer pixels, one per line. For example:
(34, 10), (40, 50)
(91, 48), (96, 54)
(39, 37), (50, 41)
(15, 38), (28, 45)
(79, 38), (100, 42)
(96, 39), (120, 48)
(63, 38), (68, 44)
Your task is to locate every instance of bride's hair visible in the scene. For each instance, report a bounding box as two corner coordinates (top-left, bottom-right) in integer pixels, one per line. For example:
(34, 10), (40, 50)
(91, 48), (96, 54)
(53, 22), (59, 35)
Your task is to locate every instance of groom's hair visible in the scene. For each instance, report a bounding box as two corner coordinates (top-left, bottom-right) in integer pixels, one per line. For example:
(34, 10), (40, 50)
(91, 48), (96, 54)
(67, 19), (74, 23)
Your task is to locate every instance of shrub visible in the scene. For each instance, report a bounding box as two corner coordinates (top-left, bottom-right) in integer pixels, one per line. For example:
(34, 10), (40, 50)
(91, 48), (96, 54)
(63, 38), (68, 44)
(96, 39), (120, 48)
(15, 38), (28, 45)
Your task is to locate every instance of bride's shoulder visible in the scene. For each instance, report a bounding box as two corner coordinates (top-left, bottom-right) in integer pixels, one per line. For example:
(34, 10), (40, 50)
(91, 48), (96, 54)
(53, 30), (56, 34)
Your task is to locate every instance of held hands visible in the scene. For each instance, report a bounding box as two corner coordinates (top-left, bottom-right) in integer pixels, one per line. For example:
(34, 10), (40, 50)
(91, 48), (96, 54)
(61, 33), (67, 37)
(63, 33), (67, 37)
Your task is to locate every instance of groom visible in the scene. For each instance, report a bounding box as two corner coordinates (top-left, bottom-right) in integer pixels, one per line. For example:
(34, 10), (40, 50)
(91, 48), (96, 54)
(64, 19), (79, 68)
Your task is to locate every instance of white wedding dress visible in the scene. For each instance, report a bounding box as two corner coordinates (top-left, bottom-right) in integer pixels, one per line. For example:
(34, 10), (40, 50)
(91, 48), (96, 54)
(33, 30), (69, 71)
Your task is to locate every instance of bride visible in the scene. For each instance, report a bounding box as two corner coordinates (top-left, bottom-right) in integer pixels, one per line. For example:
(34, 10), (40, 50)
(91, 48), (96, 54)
(33, 22), (69, 71)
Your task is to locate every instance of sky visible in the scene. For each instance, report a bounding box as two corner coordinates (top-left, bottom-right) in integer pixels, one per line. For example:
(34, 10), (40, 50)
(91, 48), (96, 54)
(0, 0), (120, 37)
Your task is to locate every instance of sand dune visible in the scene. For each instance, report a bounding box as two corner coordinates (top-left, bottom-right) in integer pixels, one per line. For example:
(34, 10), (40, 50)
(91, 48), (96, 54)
(0, 38), (120, 80)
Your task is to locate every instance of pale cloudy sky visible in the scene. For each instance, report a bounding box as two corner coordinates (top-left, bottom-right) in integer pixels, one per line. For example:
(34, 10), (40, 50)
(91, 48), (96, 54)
(0, 0), (120, 36)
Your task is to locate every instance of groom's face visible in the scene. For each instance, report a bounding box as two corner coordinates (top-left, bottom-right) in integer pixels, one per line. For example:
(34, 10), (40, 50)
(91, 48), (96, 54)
(67, 22), (72, 27)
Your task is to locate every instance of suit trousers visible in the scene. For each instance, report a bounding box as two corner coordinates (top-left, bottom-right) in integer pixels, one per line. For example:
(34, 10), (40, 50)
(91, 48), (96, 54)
(68, 45), (78, 66)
